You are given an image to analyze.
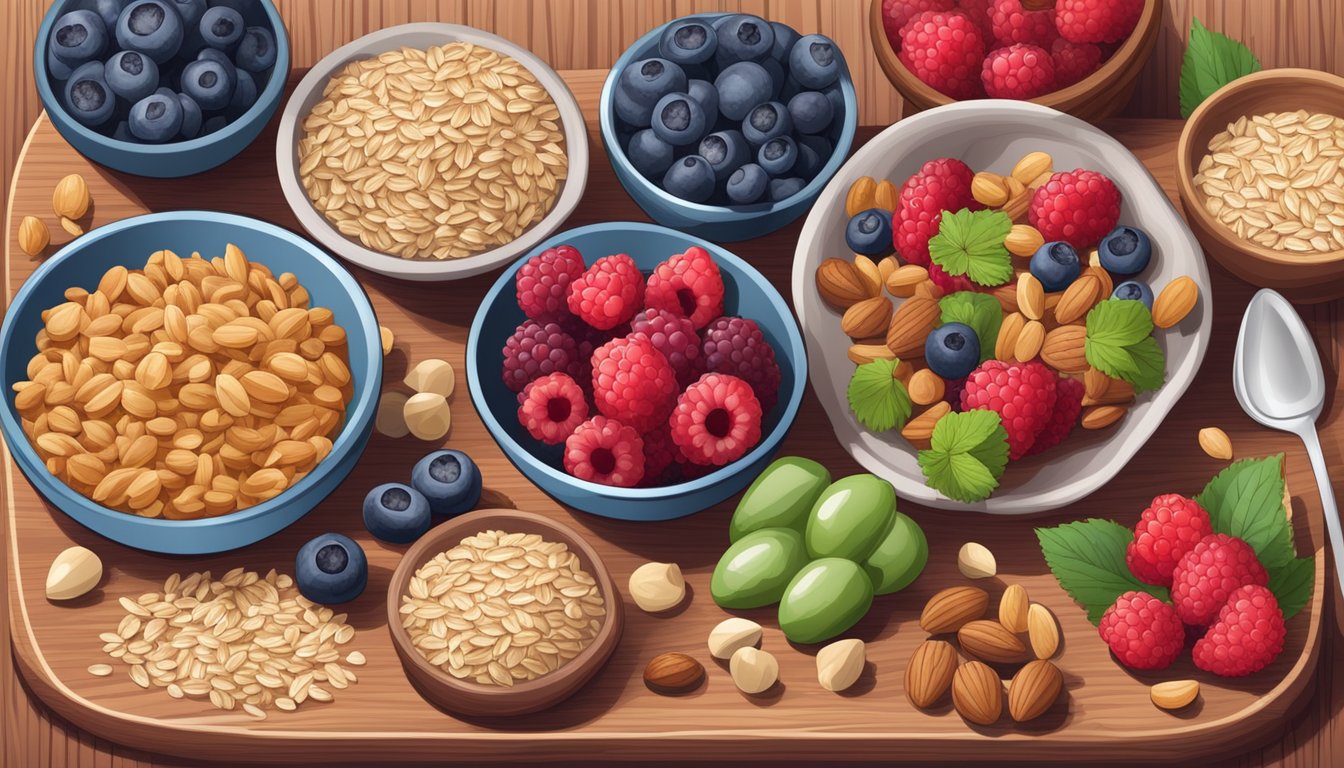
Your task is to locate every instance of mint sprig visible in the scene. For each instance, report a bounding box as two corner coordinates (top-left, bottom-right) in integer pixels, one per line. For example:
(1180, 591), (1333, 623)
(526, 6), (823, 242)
(939, 291), (1002, 363)
(1085, 300), (1167, 393)
(917, 410), (1008, 503)
(1180, 18), (1261, 118)
(928, 208), (1014, 287)
(848, 358), (913, 432)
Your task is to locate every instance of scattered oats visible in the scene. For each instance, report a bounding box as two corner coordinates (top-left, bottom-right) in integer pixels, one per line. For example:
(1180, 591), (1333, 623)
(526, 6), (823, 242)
(88, 664), (113, 676)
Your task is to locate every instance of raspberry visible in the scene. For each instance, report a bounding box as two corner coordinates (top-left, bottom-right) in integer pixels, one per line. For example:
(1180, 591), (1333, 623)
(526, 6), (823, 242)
(640, 423), (681, 486)
(1171, 534), (1269, 626)
(960, 359), (1057, 459)
(897, 11), (987, 101)
(989, 0), (1058, 47)
(567, 253), (644, 330)
(1051, 38), (1103, 87)
(927, 261), (977, 293)
(955, 0), (995, 38)
(1056, 0), (1142, 44)
(894, 157), (979, 267)
(516, 245), (584, 319)
(882, 0), (955, 47)
(701, 316), (782, 413)
(981, 43), (1056, 99)
(1098, 591), (1185, 670)
(643, 246), (725, 330)
(590, 336), (678, 433)
(630, 307), (703, 388)
(1028, 169), (1122, 250)
(517, 373), (588, 445)
(1192, 584), (1286, 677)
(943, 376), (968, 411)
(563, 416), (644, 488)
(1024, 374), (1082, 456)
(1125, 493), (1214, 587)
(501, 320), (582, 393)
(670, 373), (763, 466)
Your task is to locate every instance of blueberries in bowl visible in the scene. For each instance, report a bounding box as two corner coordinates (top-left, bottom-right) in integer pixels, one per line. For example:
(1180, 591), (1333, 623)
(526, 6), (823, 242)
(64, 61), (116, 127)
(105, 50), (158, 102)
(198, 5), (244, 52)
(659, 19), (717, 66)
(742, 101), (791, 146)
(128, 90), (183, 141)
(757, 135), (797, 176)
(177, 91), (202, 138)
(412, 450), (482, 518)
(235, 26), (277, 72)
(787, 90), (832, 135)
(789, 34), (842, 89)
(925, 323), (981, 380)
(296, 533), (368, 604)
(116, 0), (184, 63)
(228, 68), (258, 116)
(166, 0), (205, 29)
(715, 14), (774, 66)
(94, 0), (130, 31)
(1112, 280), (1154, 309)
(726, 163), (768, 204)
(181, 57), (235, 110)
(685, 79), (719, 123)
(1099, 225), (1152, 275)
(363, 482), (432, 544)
(626, 128), (674, 179)
(651, 92), (706, 146)
(699, 129), (750, 181)
(845, 209), (893, 256)
(52, 11), (109, 67)
(714, 61), (772, 122)
(614, 58), (686, 128)
(768, 176), (806, 202)
(663, 155), (716, 203)
(1030, 241), (1082, 292)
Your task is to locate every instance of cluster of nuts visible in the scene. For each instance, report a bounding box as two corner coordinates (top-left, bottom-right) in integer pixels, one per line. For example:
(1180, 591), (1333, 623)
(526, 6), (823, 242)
(18, 173), (94, 258)
(375, 357), (456, 441)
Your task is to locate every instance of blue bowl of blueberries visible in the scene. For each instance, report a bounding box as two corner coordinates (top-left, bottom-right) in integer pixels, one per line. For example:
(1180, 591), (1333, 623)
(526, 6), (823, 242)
(35, 0), (289, 178)
(600, 14), (857, 242)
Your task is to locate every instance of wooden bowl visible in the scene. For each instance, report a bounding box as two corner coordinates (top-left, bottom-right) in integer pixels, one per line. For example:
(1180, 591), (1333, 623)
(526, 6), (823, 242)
(386, 509), (624, 717)
(867, 0), (1162, 123)
(1176, 68), (1344, 303)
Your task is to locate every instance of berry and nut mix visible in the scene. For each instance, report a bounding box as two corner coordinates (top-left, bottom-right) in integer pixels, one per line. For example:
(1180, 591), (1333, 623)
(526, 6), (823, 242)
(400, 529), (606, 687)
(298, 42), (568, 261)
(13, 245), (352, 519)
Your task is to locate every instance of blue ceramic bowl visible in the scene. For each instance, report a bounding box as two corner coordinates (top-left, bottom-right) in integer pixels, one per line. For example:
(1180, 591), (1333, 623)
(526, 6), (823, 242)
(599, 14), (858, 242)
(467, 222), (806, 522)
(34, 0), (290, 178)
(0, 212), (382, 554)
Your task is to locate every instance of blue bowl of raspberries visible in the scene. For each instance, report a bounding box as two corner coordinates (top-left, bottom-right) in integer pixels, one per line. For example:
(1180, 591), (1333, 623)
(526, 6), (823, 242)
(467, 222), (806, 522)
(599, 13), (858, 242)
(34, 0), (289, 177)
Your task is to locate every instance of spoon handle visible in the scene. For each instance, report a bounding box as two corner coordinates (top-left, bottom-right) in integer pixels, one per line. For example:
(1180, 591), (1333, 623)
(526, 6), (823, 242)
(1300, 426), (1344, 601)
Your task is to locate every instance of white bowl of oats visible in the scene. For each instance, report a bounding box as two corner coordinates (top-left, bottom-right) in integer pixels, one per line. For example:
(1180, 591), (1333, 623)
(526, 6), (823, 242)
(276, 24), (588, 281)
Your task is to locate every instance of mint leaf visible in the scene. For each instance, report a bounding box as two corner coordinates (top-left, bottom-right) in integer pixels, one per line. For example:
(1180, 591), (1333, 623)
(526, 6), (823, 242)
(1085, 300), (1166, 391)
(930, 408), (1001, 453)
(1268, 556), (1315, 620)
(847, 359), (913, 432)
(1086, 299), (1154, 347)
(1085, 338), (1140, 380)
(928, 209), (1014, 287)
(1037, 519), (1168, 624)
(1197, 454), (1294, 569)
(918, 410), (1008, 503)
(1180, 18), (1262, 118)
(939, 292), (1002, 362)
(1121, 336), (1166, 393)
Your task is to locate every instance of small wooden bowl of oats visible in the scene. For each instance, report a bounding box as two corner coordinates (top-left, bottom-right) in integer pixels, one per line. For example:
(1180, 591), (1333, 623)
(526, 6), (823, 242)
(386, 508), (623, 717)
(1177, 68), (1344, 303)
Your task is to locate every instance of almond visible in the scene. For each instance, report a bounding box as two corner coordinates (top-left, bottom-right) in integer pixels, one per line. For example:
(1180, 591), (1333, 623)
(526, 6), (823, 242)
(853, 255), (883, 296)
(1083, 366), (1111, 400)
(998, 584), (1029, 633)
(958, 620), (1029, 664)
(1005, 224), (1043, 257)
(1017, 274), (1045, 320)
(1199, 427), (1233, 460)
(643, 652), (705, 695)
(995, 312), (1026, 361)
(908, 369), (945, 405)
(816, 638), (866, 692)
(972, 172), (1010, 208)
(1152, 276), (1198, 329)
(893, 359), (914, 384)
(46, 545), (102, 600)
(958, 542), (997, 579)
(845, 176), (878, 217)
(1150, 680), (1200, 711)
(1012, 152), (1053, 187)
(1081, 265), (1113, 300)
(1083, 377), (1136, 406)
(886, 296), (941, 358)
(1008, 660), (1063, 722)
(1053, 274), (1101, 324)
(848, 343), (897, 364)
(952, 661), (1003, 725)
(1027, 603), (1060, 659)
(914, 280), (943, 300)
(53, 173), (90, 220)
(1001, 177), (1030, 222)
(920, 586), (989, 634)
(816, 258), (874, 310)
(901, 401), (951, 449)
(886, 264), (928, 297)
(874, 179), (900, 211)
(19, 216), (50, 257)
(1013, 319), (1045, 362)
(1081, 404), (1127, 429)
(842, 296), (894, 339)
(1040, 325), (1088, 373)
(878, 256), (899, 283)
(904, 640), (958, 708)
(992, 282), (1018, 313)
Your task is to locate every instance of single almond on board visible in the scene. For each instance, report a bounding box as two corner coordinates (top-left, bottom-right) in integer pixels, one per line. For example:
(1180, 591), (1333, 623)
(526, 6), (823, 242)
(886, 264), (928, 298)
(848, 343), (898, 365)
(379, 325), (394, 355)
(708, 617), (762, 660)
(886, 296), (941, 357)
(643, 652), (705, 695)
(999, 584), (1029, 633)
(376, 391), (411, 438)
(902, 401), (952, 449)
(959, 620), (1030, 664)
(61, 217), (84, 237)
(996, 312), (1026, 360)
(730, 647), (780, 695)
(1008, 660), (1063, 722)
(46, 545), (102, 600)
(817, 258), (874, 310)
(403, 392), (451, 441)
(1005, 224), (1044, 257)
(1027, 603), (1061, 659)
(1012, 152), (1053, 186)
(845, 176), (877, 217)
(908, 369), (946, 405)
(972, 172), (1010, 208)
(1017, 274), (1046, 320)
(920, 586), (989, 634)
(1054, 274), (1102, 324)
(404, 358), (456, 398)
(817, 638), (866, 692)
(629, 562), (685, 613)
(1014, 319), (1045, 362)
(1199, 427), (1234, 460)
(958, 542), (997, 579)
(905, 639), (958, 708)
(1082, 404), (1127, 429)
(952, 661), (1004, 726)
(1150, 680), (1200, 711)
(1153, 276), (1198, 329)
(843, 296), (894, 339)
(1041, 325), (1089, 373)
(19, 216), (49, 257)
(53, 173), (90, 220)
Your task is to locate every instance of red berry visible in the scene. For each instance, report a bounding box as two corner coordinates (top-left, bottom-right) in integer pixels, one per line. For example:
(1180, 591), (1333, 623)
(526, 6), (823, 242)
(501, 320), (583, 393)
(701, 316), (782, 413)
(516, 245), (584, 319)
(1098, 591), (1185, 671)
(897, 11), (987, 101)
(955, 0), (995, 38)
(926, 262), (977, 293)
(989, 0), (1058, 48)
(567, 253), (644, 330)
(894, 157), (979, 267)
(882, 0), (955, 47)
(590, 336), (678, 433)
(1192, 584), (1286, 677)
(517, 372), (588, 445)
(1171, 534), (1269, 626)
(1024, 374), (1082, 456)
(644, 246), (725, 330)
(959, 359), (1057, 459)
(1051, 38), (1104, 87)
(563, 416), (644, 487)
(1125, 493), (1214, 587)
(1056, 0), (1142, 44)
(670, 373), (763, 467)
(629, 307), (703, 388)
(1028, 169), (1122, 250)
(640, 423), (681, 487)
(981, 43), (1056, 99)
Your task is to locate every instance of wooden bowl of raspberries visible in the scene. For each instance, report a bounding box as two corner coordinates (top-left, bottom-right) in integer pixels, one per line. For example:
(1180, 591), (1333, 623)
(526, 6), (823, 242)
(868, 0), (1163, 123)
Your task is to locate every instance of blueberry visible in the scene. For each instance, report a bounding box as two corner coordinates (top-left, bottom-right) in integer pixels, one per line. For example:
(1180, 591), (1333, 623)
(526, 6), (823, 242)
(658, 19), (717, 66)
(626, 128), (674, 179)
(726, 163), (768, 204)
(741, 101), (791, 146)
(685, 79), (718, 123)
(757, 135), (797, 176)
(714, 61), (773, 122)
(614, 58), (686, 128)
(760, 57), (785, 99)
(787, 90), (833, 135)
(196, 46), (231, 66)
(714, 14), (773, 66)
(362, 482), (431, 544)
(778, 74), (803, 103)
(167, 0), (207, 30)
(768, 176), (806, 202)
(792, 140), (823, 179)
(1029, 241), (1083, 292)
(411, 449), (482, 518)
(201, 114), (227, 135)
(176, 92), (202, 138)
(180, 57), (235, 110)
(199, 5), (244, 52)
(662, 155), (716, 203)
(47, 47), (74, 81)
(651, 92), (706, 146)
(846, 209), (894, 256)
(93, 0), (130, 31)
(698, 129), (750, 181)
(51, 11), (108, 67)
(822, 83), (846, 123)
(105, 50), (159, 102)
(789, 34), (843, 90)
(227, 67), (257, 116)
(926, 323), (981, 379)
(295, 533), (367, 605)
(1098, 225), (1152, 276)
(797, 133), (833, 162)
(117, 0), (184, 63)
(111, 120), (134, 141)
(128, 91), (183, 142)
(234, 25), (276, 72)
(1112, 280), (1154, 309)
(63, 61), (116, 127)
(768, 21), (800, 64)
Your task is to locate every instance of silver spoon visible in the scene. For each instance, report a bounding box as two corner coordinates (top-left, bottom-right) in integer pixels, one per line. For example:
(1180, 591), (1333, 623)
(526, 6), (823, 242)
(1234, 288), (1341, 600)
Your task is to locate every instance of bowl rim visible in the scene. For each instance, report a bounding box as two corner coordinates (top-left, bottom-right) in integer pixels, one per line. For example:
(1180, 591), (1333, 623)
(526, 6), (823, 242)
(0, 210), (382, 532)
(597, 12), (859, 219)
(33, 0), (291, 154)
(273, 22), (590, 282)
(466, 221), (808, 501)
(1175, 67), (1344, 267)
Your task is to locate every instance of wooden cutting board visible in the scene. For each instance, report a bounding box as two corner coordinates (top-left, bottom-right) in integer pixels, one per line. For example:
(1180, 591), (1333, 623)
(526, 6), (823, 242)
(2, 80), (1331, 763)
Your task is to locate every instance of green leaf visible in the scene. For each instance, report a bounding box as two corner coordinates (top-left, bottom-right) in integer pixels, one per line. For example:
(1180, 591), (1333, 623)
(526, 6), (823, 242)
(1268, 557), (1315, 620)
(930, 408), (1002, 453)
(1085, 337), (1140, 379)
(847, 359), (913, 433)
(928, 209), (1014, 287)
(1086, 299), (1154, 348)
(1120, 336), (1167, 393)
(1036, 519), (1168, 624)
(1196, 454), (1295, 569)
(1084, 300), (1166, 391)
(939, 292), (1002, 362)
(1180, 18), (1262, 118)
(918, 411), (1008, 503)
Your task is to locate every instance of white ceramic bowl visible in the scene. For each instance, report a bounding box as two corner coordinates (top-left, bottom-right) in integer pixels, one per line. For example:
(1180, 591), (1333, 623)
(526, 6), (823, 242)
(792, 101), (1212, 514)
(275, 23), (588, 281)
